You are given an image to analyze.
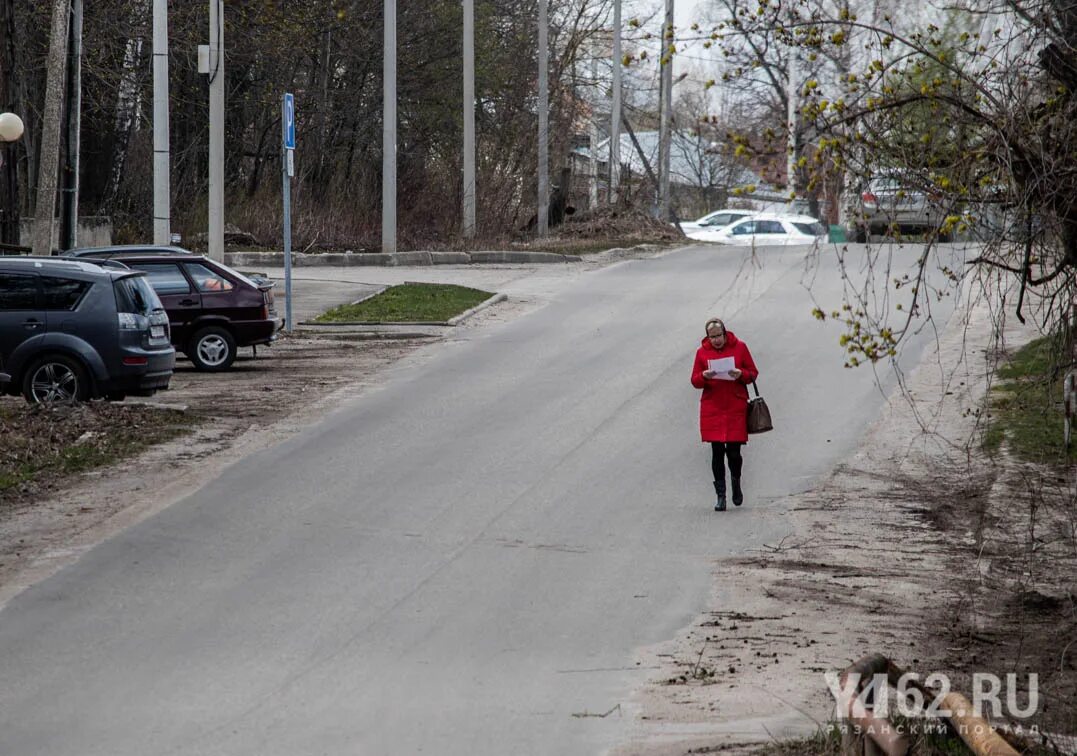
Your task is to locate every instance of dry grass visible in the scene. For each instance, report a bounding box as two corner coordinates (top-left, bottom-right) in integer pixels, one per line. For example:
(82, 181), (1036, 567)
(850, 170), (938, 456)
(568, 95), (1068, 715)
(0, 401), (196, 503)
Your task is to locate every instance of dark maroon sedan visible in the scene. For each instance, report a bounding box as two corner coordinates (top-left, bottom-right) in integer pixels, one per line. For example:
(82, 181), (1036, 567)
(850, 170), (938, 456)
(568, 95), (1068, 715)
(63, 247), (282, 371)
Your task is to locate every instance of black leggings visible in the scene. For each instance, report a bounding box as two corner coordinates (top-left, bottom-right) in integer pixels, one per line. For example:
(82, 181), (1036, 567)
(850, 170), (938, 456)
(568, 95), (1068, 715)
(710, 442), (743, 482)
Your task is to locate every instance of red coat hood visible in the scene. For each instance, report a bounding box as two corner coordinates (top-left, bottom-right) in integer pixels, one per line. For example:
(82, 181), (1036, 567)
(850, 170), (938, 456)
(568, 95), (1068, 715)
(699, 331), (741, 350)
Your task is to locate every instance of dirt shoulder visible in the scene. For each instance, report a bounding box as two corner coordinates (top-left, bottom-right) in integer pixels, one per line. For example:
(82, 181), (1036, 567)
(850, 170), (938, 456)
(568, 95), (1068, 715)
(615, 288), (1076, 753)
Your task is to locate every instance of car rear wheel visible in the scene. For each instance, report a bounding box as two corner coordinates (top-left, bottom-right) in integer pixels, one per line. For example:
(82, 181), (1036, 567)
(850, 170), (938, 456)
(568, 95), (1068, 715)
(188, 326), (236, 371)
(22, 355), (91, 404)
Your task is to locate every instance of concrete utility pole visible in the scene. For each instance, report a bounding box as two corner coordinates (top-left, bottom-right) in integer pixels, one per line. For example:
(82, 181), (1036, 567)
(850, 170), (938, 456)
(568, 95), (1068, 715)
(610, 0), (622, 205)
(152, 0), (170, 245)
(208, 0), (224, 261)
(59, 0), (81, 251)
(462, 0), (475, 238)
(786, 49), (796, 196)
(32, 0), (71, 256)
(657, 0), (674, 222)
(382, 0), (397, 253)
(588, 43), (599, 209)
(536, 0), (549, 236)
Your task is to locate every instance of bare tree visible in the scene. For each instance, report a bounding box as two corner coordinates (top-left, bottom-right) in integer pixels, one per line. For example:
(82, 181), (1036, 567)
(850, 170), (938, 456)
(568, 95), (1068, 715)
(705, 0), (1077, 363)
(102, 0), (149, 214)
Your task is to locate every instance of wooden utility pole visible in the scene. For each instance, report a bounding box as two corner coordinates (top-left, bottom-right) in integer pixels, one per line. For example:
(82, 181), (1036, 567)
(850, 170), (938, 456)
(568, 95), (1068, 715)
(33, 0), (71, 256)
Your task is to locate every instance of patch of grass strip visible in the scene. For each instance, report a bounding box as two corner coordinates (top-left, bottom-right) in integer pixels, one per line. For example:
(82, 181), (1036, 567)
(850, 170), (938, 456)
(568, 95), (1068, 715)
(314, 283), (493, 323)
(752, 723), (844, 754)
(983, 333), (1076, 463)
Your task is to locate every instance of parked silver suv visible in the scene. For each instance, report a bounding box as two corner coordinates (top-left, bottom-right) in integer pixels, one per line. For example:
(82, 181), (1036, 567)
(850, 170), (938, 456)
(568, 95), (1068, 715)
(849, 174), (950, 242)
(0, 257), (175, 403)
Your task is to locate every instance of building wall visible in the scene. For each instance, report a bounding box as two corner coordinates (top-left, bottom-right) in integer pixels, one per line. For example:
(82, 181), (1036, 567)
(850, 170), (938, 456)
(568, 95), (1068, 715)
(18, 217), (113, 251)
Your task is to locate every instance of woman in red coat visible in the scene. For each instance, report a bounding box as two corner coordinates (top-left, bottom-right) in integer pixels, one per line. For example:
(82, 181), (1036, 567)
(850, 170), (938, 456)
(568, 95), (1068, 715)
(690, 318), (759, 511)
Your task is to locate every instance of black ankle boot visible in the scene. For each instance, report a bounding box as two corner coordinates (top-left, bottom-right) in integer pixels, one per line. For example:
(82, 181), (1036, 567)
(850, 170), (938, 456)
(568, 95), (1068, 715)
(732, 478), (743, 507)
(713, 480), (727, 511)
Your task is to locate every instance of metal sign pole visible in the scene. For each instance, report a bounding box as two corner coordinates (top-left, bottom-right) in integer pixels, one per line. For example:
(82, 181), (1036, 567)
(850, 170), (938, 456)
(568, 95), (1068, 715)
(282, 93), (295, 334)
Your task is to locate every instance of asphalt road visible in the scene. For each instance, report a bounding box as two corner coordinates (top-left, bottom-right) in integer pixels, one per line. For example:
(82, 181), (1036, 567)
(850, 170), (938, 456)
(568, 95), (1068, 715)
(0, 242), (966, 754)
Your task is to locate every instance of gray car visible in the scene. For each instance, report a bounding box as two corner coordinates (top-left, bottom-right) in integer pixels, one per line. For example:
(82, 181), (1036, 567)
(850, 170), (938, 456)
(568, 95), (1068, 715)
(850, 174), (950, 242)
(0, 257), (175, 403)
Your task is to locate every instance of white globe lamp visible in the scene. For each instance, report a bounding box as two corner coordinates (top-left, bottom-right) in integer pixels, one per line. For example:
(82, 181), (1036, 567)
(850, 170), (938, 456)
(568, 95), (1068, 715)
(0, 112), (25, 143)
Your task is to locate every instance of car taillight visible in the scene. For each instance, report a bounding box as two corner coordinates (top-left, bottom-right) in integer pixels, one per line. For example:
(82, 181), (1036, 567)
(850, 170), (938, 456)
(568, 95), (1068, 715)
(117, 312), (142, 330)
(262, 304), (269, 319)
(123, 356), (148, 366)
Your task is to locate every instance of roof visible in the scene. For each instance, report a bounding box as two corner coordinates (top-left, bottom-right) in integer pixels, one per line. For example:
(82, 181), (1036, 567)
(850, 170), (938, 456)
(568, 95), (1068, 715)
(0, 256), (135, 279)
(733, 213), (821, 223)
(66, 245), (193, 258)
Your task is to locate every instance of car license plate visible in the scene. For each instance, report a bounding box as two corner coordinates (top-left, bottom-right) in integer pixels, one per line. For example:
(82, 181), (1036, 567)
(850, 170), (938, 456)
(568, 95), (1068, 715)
(150, 325), (166, 339)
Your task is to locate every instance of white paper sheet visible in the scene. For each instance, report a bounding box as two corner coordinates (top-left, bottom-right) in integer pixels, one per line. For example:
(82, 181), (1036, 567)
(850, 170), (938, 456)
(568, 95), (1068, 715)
(707, 356), (736, 380)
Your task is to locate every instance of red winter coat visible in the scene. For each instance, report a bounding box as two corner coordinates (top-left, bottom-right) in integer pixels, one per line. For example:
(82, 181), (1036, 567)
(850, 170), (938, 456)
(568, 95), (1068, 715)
(690, 331), (759, 443)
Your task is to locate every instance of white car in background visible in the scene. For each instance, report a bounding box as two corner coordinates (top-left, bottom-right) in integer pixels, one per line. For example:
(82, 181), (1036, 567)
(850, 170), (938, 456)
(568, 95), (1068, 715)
(693, 214), (827, 246)
(680, 208), (753, 236)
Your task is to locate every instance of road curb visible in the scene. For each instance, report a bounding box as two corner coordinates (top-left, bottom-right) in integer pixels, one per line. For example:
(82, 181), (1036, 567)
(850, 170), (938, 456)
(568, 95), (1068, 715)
(225, 250), (581, 267)
(446, 292), (508, 325)
(290, 329), (440, 342)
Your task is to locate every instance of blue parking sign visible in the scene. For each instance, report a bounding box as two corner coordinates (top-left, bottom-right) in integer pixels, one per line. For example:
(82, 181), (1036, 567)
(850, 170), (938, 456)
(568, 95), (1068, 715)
(282, 93), (296, 150)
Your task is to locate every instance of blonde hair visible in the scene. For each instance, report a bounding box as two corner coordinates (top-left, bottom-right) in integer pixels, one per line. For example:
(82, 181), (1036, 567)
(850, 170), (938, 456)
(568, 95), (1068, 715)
(705, 318), (726, 335)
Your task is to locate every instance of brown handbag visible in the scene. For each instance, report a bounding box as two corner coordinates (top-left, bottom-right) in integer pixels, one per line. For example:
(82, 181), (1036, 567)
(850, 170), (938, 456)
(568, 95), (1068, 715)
(747, 381), (773, 434)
